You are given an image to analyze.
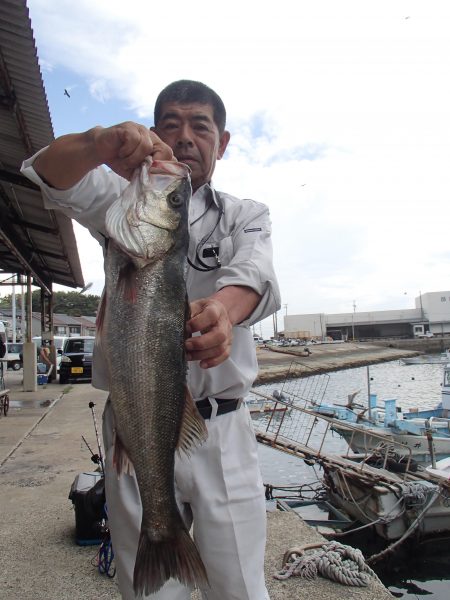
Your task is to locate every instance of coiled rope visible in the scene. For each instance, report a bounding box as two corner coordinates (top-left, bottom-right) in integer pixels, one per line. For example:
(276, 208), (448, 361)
(400, 482), (432, 507)
(274, 541), (378, 587)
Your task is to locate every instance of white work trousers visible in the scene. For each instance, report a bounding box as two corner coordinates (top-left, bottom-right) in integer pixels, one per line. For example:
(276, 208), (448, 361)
(103, 399), (270, 600)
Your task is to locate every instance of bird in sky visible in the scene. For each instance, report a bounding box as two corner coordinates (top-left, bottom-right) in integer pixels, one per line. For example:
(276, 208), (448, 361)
(64, 88), (71, 98)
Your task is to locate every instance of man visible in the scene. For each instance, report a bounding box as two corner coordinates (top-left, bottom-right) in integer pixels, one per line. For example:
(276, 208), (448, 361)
(22, 80), (280, 599)
(39, 341), (52, 371)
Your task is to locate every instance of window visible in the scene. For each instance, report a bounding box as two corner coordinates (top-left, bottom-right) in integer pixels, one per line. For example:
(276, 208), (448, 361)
(7, 343), (22, 353)
(65, 338), (95, 353)
(445, 370), (450, 387)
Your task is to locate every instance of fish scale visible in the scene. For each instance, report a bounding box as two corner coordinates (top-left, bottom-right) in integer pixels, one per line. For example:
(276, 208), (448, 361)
(100, 160), (209, 595)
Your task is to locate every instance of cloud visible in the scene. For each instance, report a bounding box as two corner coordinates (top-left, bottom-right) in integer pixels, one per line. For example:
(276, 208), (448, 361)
(26, 0), (450, 332)
(89, 79), (112, 103)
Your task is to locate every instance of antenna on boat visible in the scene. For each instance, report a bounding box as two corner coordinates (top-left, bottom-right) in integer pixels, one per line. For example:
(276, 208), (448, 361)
(367, 366), (372, 420)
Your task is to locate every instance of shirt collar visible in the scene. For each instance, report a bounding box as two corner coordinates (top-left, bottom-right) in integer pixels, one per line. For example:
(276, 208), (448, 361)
(193, 181), (220, 209)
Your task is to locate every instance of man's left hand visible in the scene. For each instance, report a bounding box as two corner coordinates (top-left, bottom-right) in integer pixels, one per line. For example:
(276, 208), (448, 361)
(185, 298), (233, 369)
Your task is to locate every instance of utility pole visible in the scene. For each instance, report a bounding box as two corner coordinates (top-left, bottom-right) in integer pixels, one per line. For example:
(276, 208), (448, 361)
(352, 300), (356, 341)
(419, 290), (424, 322)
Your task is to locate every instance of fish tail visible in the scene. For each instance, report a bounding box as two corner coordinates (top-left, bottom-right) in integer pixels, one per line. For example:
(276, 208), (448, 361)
(133, 527), (209, 595)
(118, 261), (138, 303)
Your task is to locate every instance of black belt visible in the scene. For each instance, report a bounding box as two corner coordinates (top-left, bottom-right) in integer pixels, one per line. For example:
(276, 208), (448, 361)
(196, 398), (241, 419)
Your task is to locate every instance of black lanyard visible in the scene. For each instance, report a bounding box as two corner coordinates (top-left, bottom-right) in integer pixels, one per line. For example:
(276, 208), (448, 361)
(188, 189), (224, 272)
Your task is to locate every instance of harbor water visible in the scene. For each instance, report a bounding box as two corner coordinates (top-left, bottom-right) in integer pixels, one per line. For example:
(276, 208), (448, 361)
(255, 359), (450, 600)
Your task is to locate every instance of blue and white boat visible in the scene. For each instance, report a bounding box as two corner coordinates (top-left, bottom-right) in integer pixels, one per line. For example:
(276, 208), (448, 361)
(311, 364), (450, 464)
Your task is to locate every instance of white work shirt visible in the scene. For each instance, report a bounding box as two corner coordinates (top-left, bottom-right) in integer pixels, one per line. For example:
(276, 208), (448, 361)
(21, 152), (281, 399)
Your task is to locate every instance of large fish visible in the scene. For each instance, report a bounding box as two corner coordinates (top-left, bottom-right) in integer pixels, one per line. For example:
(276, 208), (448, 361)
(100, 158), (208, 595)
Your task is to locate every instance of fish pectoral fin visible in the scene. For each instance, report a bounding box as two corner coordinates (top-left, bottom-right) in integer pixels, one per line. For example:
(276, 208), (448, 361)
(177, 387), (208, 456)
(113, 431), (134, 476)
(118, 261), (139, 303)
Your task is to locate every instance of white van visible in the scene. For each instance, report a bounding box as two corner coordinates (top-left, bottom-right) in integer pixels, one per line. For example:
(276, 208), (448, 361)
(5, 342), (23, 371)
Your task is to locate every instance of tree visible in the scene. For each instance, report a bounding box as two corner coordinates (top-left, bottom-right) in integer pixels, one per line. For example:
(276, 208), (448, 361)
(0, 290), (101, 316)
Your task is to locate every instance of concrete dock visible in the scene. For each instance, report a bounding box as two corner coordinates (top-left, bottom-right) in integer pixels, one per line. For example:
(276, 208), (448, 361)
(255, 340), (422, 384)
(0, 369), (392, 599)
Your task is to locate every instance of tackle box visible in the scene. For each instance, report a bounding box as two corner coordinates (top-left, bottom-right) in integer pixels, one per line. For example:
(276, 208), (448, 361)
(69, 471), (105, 545)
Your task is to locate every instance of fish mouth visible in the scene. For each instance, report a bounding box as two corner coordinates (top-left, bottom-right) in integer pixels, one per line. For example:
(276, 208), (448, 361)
(149, 160), (191, 178)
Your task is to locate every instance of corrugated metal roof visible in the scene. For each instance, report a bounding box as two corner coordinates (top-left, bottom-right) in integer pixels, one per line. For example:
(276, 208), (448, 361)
(0, 0), (84, 290)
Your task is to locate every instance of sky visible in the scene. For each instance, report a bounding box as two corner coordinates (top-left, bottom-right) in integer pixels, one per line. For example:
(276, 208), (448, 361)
(15, 0), (450, 336)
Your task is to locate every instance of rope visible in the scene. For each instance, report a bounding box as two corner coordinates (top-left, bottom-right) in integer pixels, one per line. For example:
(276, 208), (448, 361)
(264, 480), (325, 502)
(400, 482), (431, 507)
(91, 504), (116, 578)
(274, 541), (377, 587)
(367, 486), (441, 565)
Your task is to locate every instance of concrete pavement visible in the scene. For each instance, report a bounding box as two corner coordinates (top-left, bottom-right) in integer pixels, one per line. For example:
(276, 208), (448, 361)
(0, 371), (392, 600)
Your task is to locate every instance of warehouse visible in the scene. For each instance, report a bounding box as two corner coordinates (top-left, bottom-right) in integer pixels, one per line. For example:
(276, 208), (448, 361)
(284, 291), (450, 341)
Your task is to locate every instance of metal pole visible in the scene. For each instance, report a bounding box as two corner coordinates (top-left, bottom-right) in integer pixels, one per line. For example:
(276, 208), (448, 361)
(20, 283), (25, 341)
(12, 286), (16, 343)
(352, 300), (356, 341)
(425, 420), (436, 469)
(26, 274), (32, 342)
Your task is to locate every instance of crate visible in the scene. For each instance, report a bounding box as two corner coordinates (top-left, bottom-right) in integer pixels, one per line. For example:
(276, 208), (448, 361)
(37, 374), (48, 385)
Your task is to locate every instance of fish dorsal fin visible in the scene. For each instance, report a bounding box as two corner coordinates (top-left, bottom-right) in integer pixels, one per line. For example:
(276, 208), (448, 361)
(177, 388), (208, 456)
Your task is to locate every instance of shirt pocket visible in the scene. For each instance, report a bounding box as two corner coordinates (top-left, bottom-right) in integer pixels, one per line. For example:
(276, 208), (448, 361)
(193, 235), (233, 269)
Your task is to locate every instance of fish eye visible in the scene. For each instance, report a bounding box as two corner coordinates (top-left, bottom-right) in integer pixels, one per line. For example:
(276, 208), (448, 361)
(169, 193), (184, 208)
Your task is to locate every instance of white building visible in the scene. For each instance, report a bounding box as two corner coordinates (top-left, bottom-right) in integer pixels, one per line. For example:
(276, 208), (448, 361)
(284, 291), (450, 341)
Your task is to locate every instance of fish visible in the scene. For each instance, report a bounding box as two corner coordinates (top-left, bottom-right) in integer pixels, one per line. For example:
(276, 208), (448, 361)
(99, 158), (209, 595)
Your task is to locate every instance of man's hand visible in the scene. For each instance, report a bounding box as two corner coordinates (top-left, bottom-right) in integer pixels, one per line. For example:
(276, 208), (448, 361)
(33, 122), (175, 190)
(185, 286), (261, 369)
(185, 298), (233, 369)
(92, 123), (175, 180)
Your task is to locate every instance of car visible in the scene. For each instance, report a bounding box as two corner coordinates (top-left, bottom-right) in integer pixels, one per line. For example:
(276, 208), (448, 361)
(417, 331), (434, 338)
(5, 342), (23, 370)
(59, 336), (95, 384)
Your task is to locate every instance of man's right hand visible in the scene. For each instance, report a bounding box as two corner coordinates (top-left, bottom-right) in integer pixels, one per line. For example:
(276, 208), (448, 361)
(33, 121), (175, 190)
(91, 123), (175, 180)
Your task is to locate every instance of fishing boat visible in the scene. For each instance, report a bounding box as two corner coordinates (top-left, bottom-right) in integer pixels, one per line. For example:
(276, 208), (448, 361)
(310, 364), (450, 464)
(322, 453), (450, 541)
(401, 349), (450, 365)
(245, 395), (289, 418)
(251, 385), (450, 542)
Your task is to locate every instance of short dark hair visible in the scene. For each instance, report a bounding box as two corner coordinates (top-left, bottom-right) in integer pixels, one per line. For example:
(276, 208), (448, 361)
(154, 80), (226, 134)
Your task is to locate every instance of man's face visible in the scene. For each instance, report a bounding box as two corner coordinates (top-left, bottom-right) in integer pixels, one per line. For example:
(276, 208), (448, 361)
(153, 102), (230, 192)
